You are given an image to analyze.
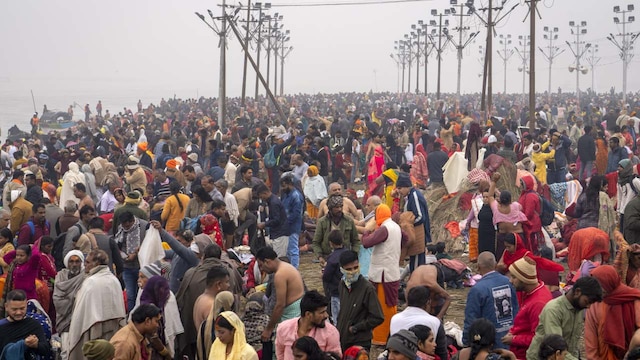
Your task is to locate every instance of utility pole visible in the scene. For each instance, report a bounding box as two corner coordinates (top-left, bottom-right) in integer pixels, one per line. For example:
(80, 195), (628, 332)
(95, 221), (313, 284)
(515, 35), (530, 105)
(403, 33), (416, 95)
(422, 23), (434, 95)
(393, 40), (409, 92)
(430, 8), (452, 100)
(585, 44), (601, 93)
(567, 21), (591, 114)
(608, 4), (638, 106)
(241, 0), (252, 107)
(253, 3), (271, 101)
(279, 35), (292, 96)
(410, 23), (425, 94)
(496, 34), (513, 94)
(539, 26), (564, 105)
(449, 1), (478, 96)
(527, 0), (539, 133)
(195, 3), (230, 129)
(389, 53), (401, 93)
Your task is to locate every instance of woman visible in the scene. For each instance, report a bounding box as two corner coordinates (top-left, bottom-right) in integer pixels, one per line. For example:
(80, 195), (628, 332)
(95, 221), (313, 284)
(537, 334), (568, 360)
(567, 227), (611, 273)
(291, 336), (329, 360)
(0, 227), (15, 274)
(241, 292), (270, 356)
(350, 131), (363, 183)
(574, 175), (602, 229)
(199, 291), (237, 360)
(366, 133), (385, 191)
(595, 131), (608, 175)
(617, 159), (635, 231)
(35, 237), (57, 292)
(342, 346), (369, 360)
(452, 319), (516, 360)
(370, 163), (399, 212)
(496, 233), (564, 276)
(1, 244), (48, 315)
(81, 163), (100, 206)
(113, 188), (126, 210)
(409, 325), (437, 360)
(161, 181), (190, 232)
(303, 165), (328, 219)
(465, 122), (483, 171)
(411, 144), (428, 189)
(139, 275), (183, 359)
(488, 173), (528, 257)
(26, 299), (54, 360)
(477, 189), (496, 256)
(209, 311), (258, 360)
(465, 180), (490, 262)
(186, 185), (213, 219)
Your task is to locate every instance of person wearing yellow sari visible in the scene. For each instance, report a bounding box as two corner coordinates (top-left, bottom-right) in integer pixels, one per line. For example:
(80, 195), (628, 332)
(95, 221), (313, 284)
(209, 311), (258, 360)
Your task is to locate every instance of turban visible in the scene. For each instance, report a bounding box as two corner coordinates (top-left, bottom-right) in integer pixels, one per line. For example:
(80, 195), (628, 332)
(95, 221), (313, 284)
(375, 203), (392, 227)
(307, 165), (319, 177)
(166, 159), (178, 169)
(64, 250), (85, 270)
(82, 340), (115, 360)
(137, 142), (147, 151)
(327, 195), (343, 210)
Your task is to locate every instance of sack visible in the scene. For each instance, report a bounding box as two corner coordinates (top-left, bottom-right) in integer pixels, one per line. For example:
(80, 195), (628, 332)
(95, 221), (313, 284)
(538, 194), (555, 226)
(137, 227), (164, 269)
(263, 146), (277, 169)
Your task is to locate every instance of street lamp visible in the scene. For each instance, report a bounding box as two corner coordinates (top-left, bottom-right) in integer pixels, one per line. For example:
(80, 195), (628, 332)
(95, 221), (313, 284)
(609, 4), (638, 106)
(567, 20), (591, 112)
(497, 34), (513, 94)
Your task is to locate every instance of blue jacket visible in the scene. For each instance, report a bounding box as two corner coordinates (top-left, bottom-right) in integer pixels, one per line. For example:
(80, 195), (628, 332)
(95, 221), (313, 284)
(551, 135), (572, 169)
(281, 188), (304, 235)
(607, 146), (628, 174)
(405, 188), (432, 243)
(463, 271), (519, 349)
(265, 194), (290, 238)
(161, 229), (200, 293)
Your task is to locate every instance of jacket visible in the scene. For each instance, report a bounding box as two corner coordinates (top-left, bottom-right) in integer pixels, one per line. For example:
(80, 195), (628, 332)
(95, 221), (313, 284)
(110, 322), (150, 360)
(322, 247), (348, 297)
(607, 147), (628, 174)
(577, 133), (596, 162)
(509, 283), (552, 359)
(265, 194), (289, 239)
(550, 135), (572, 169)
(337, 275), (384, 350)
(124, 167), (148, 194)
(463, 271), (519, 349)
(313, 215), (360, 258)
(161, 229), (200, 293)
(624, 196), (640, 245)
(532, 141), (555, 185)
(281, 188), (304, 235)
(9, 197), (32, 237)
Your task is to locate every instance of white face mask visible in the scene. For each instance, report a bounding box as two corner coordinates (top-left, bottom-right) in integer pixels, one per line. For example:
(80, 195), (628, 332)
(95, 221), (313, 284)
(340, 267), (360, 289)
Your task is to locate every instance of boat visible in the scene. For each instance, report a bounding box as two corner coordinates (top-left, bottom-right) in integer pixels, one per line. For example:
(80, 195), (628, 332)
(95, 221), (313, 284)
(39, 111), (78, 130)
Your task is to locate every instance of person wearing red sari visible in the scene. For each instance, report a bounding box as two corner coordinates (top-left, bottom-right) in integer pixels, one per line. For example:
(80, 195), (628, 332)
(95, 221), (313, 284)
(366, 134), (385, 192)
(496, 233), (564, 279)
(411, 144), (428, 189)
(518, 176), (543, 254)
(586, 265), (640, 360)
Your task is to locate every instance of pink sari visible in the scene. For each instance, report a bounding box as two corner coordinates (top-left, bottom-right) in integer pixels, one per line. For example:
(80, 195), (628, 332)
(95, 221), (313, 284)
(368, 144), (385, 187)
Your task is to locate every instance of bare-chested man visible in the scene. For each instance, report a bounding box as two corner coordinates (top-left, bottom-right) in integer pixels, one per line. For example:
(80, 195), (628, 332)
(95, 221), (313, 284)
(317, 183), (361, 220)
(405, 264), (452, 320)
(192, 265), (230, 332)
(257, 246), (305, 342)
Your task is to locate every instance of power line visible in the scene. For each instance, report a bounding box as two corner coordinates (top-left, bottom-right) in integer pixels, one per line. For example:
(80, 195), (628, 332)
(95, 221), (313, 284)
(269, 0), (433, 7)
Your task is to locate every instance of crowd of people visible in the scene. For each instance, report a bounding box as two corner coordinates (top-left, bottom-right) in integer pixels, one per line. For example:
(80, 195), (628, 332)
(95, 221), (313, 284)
(0, 89), (640, 360)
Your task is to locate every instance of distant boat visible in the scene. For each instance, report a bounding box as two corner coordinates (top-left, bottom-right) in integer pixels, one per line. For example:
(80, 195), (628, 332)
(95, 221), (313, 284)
(39, 111), (78, 130)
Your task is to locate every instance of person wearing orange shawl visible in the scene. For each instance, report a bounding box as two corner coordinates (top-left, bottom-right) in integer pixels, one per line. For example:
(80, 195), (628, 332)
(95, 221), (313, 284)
(585, 265), (640, 360)
(496, 233), (564, 279)
(567, 227), (611, 273)
(615, 243), (640, 289)
(366, 134), (385, 192)
(362, 204), (403, 346)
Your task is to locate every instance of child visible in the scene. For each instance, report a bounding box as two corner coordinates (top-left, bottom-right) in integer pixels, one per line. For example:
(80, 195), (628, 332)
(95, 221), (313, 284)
(0, 227), (15, 274)
(434, 242), (452, 260)
(321, 230), (348, 325)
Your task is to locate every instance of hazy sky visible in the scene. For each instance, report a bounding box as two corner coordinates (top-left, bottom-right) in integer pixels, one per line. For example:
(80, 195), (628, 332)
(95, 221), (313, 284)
(0, 0), (638, 102)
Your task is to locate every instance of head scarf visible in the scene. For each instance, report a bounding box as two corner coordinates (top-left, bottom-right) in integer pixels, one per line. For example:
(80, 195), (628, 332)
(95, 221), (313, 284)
(415, 144), (427, 159)
(618, 159), (634, 185)
(210, 311), (253, 360)
(327, 194), (343, 210)
(375, 204), (392, 227)
(137, 142), (148, 152)
(343, 346), (369, 360)
(213, 291), (235, 317)
(307, 165), (319, 177)
(590, 265), (640, 358)
(140, 275), (171, 345)
(63, 250), (85, 270)
(82, 340), (115, 360)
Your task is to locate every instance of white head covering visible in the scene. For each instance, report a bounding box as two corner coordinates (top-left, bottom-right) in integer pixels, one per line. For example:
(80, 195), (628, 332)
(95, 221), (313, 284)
(64, 250), (85, 270)
(10, 190), (22, 203)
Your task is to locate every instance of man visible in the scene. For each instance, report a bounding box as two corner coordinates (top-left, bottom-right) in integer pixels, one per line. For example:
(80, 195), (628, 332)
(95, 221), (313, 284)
(217, 154), (236, 188)
(111, 304), (166, 360)
(99, 181), (119, 214)
(201, 175), (224, 202)
(8, 189), (32, 237)
(215, 179), (239, 249)
(44, 197), (64, 238)
(84, 217), (123, 276)
(232, 165), (260, 193)
(355, 195), (382, 279)
(152, 169), (172, 199)
(607, 136), (628, 174)
(280, 173), (304, 268)
(193, 266), (231, 360)
(317, 182), (361, 219)
(501, 257), (552, 359)
(254, 183), (290, 258)
(426, 141), (448, 184)
(3, 169), (26, 206)
(62, 205), (96, 258)
(233, 187), (258, 247)
(405, 263), (452, 320)
(314, 194), (360, 266)
(112, 191), (148, 231)
(0, 290), (51, 358)
(56, 200), (79, 236)
(136, 142), (153, 169)
(568, 117), (584, 154)
(526, 276), (603, 360)
(515, 134), (534, 161)
(73, 183), (94, 211)
(395, 173), (431, 272)
(124, 156), (147, 193)
(53, 250), (86, 360)
(291, 154), (309, 181)
(585, 265), (640, 360)
(16, 202), (50, 246)
(24, 172), (42, 205)
(547, 131), (572, 184)
(276, 290), (342, 360)
(113, 210), (148, 312)
(463, 251), (518, 349)
(186, 153), (202, 174)
(497, 137), (518, 164)
(337, 250), (384, 351)
(577, 125), (596, 181)
(389, 286), (449, 360)
(68, 249), (126, 360)
(151, 222), (200, 293)
(183, 164), (203, 196)
(256, 247), (305, 343)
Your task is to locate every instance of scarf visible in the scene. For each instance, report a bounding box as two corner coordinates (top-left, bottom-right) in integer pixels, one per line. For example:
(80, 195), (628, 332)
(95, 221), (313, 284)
(0, 260), (17, 317)
(53, 269), (86, 332)
(341, 270), (360, 290)
(115, 217), (142, 254)
(590, 265), (640, 358)
(209, 311), (251, 360)
(198, 291), (236, 360)
(619, 162), (634, 185)
(140, 276), (170, 345)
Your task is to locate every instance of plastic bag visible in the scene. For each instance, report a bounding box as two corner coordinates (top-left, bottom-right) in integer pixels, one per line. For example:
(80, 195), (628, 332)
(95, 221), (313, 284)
(138, 227), (165, 269)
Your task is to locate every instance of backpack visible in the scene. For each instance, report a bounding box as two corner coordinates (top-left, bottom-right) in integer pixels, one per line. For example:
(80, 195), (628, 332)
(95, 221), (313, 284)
(263, 145), (277, 169)
(180, 215), (203, 233)
(52, 223), (83, 271)
(538, 194), (555, 226)
(13, 220), (50, 246)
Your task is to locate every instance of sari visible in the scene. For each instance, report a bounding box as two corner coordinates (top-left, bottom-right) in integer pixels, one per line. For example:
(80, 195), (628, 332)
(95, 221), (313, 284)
(500, 234), (565, 276)
(595, 138), (608, 175)
(367, 144), (385, 188)
(208, 311), (258, 360)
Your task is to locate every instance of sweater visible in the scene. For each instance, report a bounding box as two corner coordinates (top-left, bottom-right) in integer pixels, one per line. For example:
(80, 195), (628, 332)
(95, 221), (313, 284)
(509, 283), (552, 359)
(0, 317), (51, 358)
(161, 229), (200, 293)
(161, 193), (190, 231)
(337, 276), (384, 350)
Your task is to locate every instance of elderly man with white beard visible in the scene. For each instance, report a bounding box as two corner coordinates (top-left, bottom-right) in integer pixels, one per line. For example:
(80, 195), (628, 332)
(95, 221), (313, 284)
(53, 250), (86, 360)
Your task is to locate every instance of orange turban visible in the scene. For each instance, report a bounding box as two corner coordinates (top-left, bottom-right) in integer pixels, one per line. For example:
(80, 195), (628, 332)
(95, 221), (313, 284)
(375, 204), (391, 227)
(307, 165), (319, 177)
(166, 159), (177, 169)
(137, 142), (147, 151)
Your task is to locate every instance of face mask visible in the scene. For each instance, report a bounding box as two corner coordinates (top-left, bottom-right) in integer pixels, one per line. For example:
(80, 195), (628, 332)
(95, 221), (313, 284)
(340, 267), (360, 289)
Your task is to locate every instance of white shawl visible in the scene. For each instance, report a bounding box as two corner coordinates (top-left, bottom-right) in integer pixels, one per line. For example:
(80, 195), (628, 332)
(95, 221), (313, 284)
(303, 175), (328, 207)
(59, 162), (86, 210)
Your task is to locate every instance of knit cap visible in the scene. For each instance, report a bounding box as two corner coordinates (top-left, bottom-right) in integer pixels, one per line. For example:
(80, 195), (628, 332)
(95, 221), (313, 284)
(82, 340), (115, 360)
(509, 256), (538, 285)
(386, 330), (419, 359)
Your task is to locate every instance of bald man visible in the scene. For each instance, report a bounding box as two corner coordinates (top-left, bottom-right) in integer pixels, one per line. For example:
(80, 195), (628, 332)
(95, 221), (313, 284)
(317, 183), (361, 220)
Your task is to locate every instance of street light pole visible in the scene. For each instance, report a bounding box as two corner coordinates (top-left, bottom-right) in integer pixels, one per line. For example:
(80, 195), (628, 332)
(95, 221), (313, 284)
(241, 0), (252, 107)
(497, 34), (513, 94)
(539, 26), (563, 104)
(609, 4), (638, 106)
(254, 3), (271, 101)
(585, 45), (601, 93)
(279, 32), (290, 96)
(430, 9), (452, 100)
(567, 20), (591, 113)
(515, 35), (530, 104)
(449, 1), (477, 96)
